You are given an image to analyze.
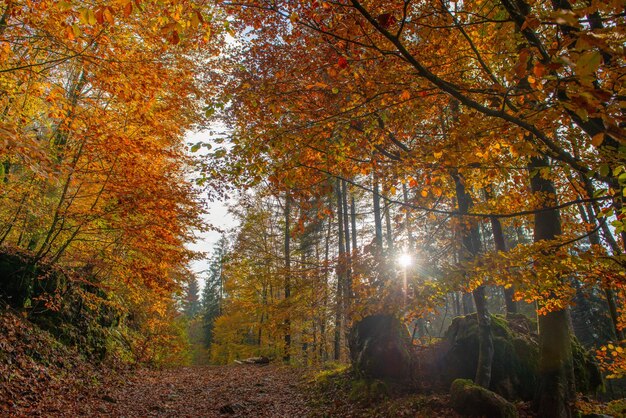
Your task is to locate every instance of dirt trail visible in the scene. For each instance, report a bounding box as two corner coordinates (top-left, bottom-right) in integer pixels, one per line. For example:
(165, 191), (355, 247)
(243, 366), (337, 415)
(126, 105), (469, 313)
(64, 365), (310, 417)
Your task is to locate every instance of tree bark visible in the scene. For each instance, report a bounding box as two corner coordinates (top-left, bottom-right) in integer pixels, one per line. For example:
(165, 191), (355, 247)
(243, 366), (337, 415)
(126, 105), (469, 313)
(350, 193), (358, 253)
(334, 179), (346, 361)
(530, 156), (574, 418)
(402, 183), (415, 251)
(372, 172), (383, 249)
(384, 185), (394, 252)
(341, 180), (352, 305)
(484, 187), (517, 315)
(283, 192), (291, 362)
(452, 171), (493, 388)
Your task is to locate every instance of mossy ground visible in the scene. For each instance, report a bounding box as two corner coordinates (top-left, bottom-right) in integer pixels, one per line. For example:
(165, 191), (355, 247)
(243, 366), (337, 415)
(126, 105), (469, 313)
(308, 363), (463, 417)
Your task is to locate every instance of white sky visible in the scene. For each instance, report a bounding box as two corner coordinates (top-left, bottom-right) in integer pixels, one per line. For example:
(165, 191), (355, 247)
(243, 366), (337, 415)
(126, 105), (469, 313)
(184, 129), (237, 281)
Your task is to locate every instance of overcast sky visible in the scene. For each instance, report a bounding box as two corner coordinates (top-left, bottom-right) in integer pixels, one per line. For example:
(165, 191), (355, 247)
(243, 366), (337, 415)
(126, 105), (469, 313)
(185, 129), (237, 283)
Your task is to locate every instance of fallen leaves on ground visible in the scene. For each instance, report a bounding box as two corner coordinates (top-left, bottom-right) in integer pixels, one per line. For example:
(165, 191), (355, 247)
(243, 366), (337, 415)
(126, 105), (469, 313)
(67, 364), (310, 417)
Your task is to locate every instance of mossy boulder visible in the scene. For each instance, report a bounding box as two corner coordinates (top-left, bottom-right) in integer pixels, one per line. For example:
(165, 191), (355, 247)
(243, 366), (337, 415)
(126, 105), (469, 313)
(438, 313), (538, 400)
(450, 379), (518, 418)
(348, 314), (413, 380)
(571, 337), (603, 394)
(0, 251), (66, 309)
(437, 313), (602, 401)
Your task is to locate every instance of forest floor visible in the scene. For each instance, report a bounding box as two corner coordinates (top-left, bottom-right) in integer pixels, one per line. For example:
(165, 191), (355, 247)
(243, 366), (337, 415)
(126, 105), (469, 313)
(0, 307), (531, 417)
(4, 362), (473, 417)
(1, 306), (461, 417)
(55, 364), (310, 417)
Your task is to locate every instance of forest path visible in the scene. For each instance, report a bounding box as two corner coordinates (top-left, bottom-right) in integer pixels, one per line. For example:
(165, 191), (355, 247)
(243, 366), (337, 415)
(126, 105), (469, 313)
(71, 364), (310, 417)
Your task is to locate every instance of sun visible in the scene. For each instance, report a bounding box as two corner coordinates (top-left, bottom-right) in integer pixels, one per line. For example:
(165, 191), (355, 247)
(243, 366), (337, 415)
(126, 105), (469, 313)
(398, 253), (412, 268)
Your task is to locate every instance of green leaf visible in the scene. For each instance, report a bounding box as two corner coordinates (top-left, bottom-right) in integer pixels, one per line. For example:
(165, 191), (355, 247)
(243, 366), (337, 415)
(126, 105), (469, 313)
(190, 143), (201, 152)
(599, 164), (610, 178)
(593, 188), (607, 198)
(58, 1), (72, 11)
(576, 51), (602, 77)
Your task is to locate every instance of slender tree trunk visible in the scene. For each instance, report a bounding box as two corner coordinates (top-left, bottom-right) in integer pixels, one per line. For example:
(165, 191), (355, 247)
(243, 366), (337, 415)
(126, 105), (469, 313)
(580, 175), (624, 341)
(322, 200), (332, 362)
(283, 193), (291, 362)
(484, 187), (517, 315)
(384, 186), (393, 252)
(372, 172), (383, 249)
(350, 194), (358, 253)
(402, 183), (415, 251)
(334, 179), (346, 361)
(341, 180), (352, 305)
(454, 292), (462, 317)
(452, 171), (493, 388)
(530, 156), (575, 418)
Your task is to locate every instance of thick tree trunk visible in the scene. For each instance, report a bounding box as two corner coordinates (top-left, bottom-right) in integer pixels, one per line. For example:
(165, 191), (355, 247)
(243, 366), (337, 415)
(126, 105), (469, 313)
(530, 156), (574, 418)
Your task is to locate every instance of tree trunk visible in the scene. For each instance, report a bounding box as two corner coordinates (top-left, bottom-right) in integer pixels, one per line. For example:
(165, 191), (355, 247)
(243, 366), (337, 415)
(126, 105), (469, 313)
(452, 171), (493, 388)
(350, 194), (358, 253)
(373, 172), (383, 249)
(530, 156), (574, 418)
(384, 186), (394, 252)
(322, 198), (332, 362)
(341, 180), (352, 305)
(485, 187), (517, 315)
(283, 192), (291, 362)
(334, 179), (346, 361)
(402, 183), (415, 251)
(580, 175), (624, 341)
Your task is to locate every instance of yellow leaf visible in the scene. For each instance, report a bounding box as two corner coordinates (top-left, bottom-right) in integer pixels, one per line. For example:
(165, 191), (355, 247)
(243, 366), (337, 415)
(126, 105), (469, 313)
(190, 12), (201, 30)
(421, 190), (428, 198)
(79, 8), (89, 24)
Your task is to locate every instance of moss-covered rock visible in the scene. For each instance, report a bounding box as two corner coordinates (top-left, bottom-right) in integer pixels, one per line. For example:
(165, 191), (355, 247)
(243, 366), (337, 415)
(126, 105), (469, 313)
(438, 313), (539, 400)
(348, 314), (413, 380)
(450, 379), (518, 418)
(437, 313), (601, 401)
(0, 250), (121, 361)
(572, 337), (603, 394)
